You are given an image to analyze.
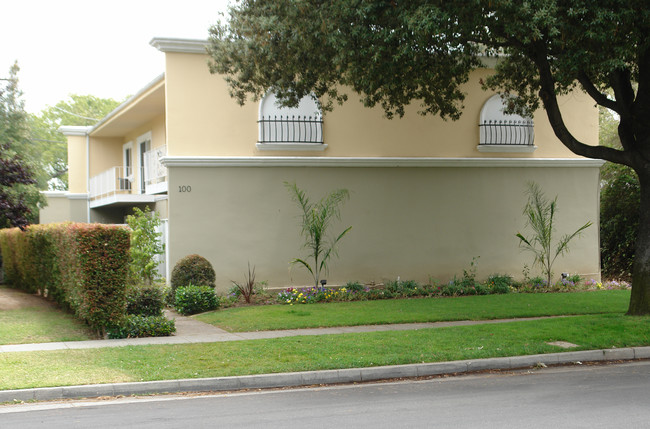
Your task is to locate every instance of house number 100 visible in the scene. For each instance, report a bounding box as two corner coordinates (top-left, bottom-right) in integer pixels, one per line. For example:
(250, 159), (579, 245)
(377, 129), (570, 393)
(178, 185), (192, 193)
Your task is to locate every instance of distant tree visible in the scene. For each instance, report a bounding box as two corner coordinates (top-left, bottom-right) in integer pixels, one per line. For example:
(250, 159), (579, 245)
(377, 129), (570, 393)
(126, 207), (164, 286)
(209, 1), (650, 315)
(0, 62), (42, 228)
(28, 94), (121, 190)
(599, 103), (639, 280)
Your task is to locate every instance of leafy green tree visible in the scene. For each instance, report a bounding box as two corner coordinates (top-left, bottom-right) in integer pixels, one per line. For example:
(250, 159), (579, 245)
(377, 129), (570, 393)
(126, 207), (164, 285)
(285, 182), (351, 287)
(0, 62), (42, 227)
(599, 101), (639, 280)
(601, 163), (639, 280)
(208, 1), (650, 315)
(516, 182), (592, 287)
(28, 95), (121, 190)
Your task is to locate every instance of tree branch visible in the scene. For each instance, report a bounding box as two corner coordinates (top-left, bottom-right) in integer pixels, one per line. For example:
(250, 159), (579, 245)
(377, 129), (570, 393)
(578, 72), (619, 112)
(532, 46), (631, 166)
(610, 68), (635, 120)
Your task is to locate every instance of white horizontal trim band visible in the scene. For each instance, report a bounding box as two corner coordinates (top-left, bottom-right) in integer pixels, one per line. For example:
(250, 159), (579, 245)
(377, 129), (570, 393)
(161, 156), (606, 168)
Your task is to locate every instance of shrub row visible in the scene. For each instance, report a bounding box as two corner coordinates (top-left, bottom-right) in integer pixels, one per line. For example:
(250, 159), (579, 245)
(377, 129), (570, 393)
(174, 285), (220, 315)
(277, 276), (513, 305)
(0, 223), (130, 335)
(274, 276), (630, 305)
(107, 315), (176, 339)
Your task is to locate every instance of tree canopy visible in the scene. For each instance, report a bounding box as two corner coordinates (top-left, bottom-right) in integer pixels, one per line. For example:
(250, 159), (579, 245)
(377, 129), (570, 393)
(29, 94), (121, 190)
(208, 0), (650, 314)
(0, 62), (42, 228)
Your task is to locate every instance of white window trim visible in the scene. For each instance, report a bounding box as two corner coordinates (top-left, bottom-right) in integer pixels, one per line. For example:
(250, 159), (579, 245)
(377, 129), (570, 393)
(136, 132), (152, 194)
(256, 142), (328, 152)
(477, 144), (537, 153)
(122, 141), (133, 180)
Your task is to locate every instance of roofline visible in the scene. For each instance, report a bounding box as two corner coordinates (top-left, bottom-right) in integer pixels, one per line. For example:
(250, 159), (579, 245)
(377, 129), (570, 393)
(58, 125), (93, 136)
(150, 37), (208, 54)
(88, 73), (165, 135)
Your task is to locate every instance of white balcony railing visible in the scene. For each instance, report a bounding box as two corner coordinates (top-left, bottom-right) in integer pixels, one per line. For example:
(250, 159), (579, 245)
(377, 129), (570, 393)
(144, 145), (167, 194)
(89, 166), (132, 200)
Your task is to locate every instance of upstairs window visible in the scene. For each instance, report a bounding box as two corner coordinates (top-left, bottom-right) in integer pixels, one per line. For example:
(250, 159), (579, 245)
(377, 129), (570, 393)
(478, 95), (535, 152)
(258, 92), (324, 146)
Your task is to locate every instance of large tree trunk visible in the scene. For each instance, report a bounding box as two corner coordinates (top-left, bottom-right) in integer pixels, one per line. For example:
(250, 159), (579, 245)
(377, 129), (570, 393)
(628, 170), (650, 315)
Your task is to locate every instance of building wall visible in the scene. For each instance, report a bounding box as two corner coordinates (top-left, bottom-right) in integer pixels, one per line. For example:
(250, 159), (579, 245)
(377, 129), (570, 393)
(67, 134), (88, 194)
(167, 161), (601, 292)
(89, 137), (123, 177)
(164, 52), (598, 158)
(39, 193), (89, 224)
(39, 193), (70, 224)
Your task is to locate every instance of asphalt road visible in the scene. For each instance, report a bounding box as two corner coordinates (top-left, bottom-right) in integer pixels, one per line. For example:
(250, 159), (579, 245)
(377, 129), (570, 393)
(2, 361), (649, 428)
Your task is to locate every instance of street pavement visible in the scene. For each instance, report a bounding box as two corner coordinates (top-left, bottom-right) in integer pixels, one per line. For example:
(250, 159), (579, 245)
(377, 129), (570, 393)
(2, 361), (650, 428)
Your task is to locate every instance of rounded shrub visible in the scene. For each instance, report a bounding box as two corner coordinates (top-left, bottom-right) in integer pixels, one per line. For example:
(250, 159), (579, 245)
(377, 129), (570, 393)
(170, 254), (216, 294)
(174, 285), (220, 315)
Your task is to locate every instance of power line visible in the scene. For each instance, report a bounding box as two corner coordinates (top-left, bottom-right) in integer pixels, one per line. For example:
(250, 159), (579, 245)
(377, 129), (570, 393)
(52, 106), (100, 122)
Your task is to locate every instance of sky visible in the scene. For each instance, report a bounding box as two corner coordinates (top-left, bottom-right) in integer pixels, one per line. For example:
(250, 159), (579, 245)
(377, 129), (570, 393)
(1, 0), (233, 113)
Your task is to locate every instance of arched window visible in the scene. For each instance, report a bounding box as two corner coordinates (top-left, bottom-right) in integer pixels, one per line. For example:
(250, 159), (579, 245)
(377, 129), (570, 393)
(478, 95), (535, 152)
(258, 92), (324, 147)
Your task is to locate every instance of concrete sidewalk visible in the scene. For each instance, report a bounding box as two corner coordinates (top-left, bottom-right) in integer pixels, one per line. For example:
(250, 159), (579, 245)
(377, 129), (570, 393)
(0, 314), (570, 353)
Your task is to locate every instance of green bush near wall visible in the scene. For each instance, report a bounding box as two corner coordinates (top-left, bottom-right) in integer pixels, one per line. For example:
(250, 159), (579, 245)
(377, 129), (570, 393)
(0, 223), (130, 336)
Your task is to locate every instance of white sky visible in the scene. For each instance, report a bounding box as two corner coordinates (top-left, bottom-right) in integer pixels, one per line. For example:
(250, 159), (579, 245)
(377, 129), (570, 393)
(1, 0), (233, 113)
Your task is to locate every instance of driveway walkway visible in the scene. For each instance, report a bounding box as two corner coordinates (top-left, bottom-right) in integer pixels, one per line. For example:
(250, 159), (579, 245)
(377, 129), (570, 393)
(0, 313), (568, 353)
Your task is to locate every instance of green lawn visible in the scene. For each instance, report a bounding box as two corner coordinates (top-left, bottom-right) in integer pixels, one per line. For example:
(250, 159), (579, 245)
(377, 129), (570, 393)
(196, 290), (631, 332)
(1, 313), (648, 391)
(0, 308), (96, 345)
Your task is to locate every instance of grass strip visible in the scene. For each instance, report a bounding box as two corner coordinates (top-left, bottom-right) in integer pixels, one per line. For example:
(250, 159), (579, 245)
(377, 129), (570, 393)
(1, 313), (648, 391)
(0, 308), (96, 345)
(197, 290), (630, 332)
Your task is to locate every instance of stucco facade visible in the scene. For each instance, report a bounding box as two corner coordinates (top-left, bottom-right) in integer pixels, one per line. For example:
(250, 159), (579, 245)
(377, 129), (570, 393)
(40, 37), (602, 290)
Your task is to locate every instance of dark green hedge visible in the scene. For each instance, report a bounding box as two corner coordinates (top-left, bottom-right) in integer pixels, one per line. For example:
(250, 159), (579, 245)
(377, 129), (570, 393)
(0, 223), (130, 335)
(107, 315), (176, 339)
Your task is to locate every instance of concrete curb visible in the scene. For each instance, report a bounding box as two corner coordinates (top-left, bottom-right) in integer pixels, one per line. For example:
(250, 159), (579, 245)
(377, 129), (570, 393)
(2, 346), (649, 403)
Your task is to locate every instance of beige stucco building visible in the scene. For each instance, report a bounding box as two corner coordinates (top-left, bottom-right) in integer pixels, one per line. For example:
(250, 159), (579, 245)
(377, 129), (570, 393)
(41, 37), (603, 290)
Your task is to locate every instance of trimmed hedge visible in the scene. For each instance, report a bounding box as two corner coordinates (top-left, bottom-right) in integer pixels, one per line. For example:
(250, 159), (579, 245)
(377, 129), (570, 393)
(107, 315), (176, 339)
(0, 223), (130, 335)
(174, 285), (220, 315)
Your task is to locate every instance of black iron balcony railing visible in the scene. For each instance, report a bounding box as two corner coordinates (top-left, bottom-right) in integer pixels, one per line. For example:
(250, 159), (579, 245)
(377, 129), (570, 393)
(258, 115), (323, 144)
(479, 119), (535, 146)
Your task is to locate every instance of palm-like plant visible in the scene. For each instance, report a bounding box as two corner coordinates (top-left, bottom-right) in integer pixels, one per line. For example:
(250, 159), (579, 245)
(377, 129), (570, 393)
(285, 182), (351, 286)
(516, 182), (592, 287)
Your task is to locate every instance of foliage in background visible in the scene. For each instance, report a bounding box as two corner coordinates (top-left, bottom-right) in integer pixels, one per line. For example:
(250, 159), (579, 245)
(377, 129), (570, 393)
(126, 207), (164, 286)
(516, 182), (591, 287)
(285, 182), (351, 287)
(0, 62), (43, 227)
(601, 162), (639, 280)
(28, 94), (121, 190)
(0, 223), (130, 336)
(174, 285), (220, 315)
(170, 254), (216, 295)
(599, 105), (638, 280)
